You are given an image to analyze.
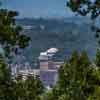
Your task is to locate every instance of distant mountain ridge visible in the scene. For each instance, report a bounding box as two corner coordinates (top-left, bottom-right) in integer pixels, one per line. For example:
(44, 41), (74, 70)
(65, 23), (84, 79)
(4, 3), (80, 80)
(15, 17), (97, 66)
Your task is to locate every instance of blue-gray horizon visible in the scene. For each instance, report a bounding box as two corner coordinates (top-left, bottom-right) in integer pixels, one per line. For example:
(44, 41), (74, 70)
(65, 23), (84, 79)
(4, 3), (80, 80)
(2, 0), (74, 18)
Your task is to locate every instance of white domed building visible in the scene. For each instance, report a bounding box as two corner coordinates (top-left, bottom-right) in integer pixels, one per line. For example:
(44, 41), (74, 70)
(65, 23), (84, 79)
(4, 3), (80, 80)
(47, 48), (59, 57)
(38, 48), (59, 71)
(38, 48), (64, 87)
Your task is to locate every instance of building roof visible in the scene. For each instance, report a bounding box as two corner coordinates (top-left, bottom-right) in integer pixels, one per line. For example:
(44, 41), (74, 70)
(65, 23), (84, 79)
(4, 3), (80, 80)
(47, 48), (59, 53)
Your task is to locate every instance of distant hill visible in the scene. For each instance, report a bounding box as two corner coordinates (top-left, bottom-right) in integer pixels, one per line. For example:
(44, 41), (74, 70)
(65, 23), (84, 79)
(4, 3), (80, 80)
(15, 17), (97, 66)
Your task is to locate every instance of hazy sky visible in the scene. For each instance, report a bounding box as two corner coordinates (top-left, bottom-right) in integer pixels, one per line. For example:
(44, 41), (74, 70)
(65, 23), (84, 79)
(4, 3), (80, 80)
(3, 0), (74, 18)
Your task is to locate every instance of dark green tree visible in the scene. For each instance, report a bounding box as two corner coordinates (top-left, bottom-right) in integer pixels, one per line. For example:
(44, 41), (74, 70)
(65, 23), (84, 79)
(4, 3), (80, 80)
(0, 2), (44, 100)
(95, 49), (100, 67)
(45, 51), (100, 100)
(13, 75), (44, 100)
(0, 55), (16, 100)
(0, 6), (31, 99)
(0, 9), (30, 58)
(66, 1), (100, 99)
(67, 0), (100, 45)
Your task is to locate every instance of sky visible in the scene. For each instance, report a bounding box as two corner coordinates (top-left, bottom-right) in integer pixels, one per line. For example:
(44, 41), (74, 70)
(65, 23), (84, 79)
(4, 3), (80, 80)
(2, 0), (74, 18)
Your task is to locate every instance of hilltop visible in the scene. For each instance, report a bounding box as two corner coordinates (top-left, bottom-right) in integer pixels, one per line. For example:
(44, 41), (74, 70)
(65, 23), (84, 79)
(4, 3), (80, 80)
(15, 17), (97, 65)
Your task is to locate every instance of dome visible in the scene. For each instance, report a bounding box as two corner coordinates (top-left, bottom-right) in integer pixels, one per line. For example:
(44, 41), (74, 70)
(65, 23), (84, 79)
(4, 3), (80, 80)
(47, 48), (59, 53)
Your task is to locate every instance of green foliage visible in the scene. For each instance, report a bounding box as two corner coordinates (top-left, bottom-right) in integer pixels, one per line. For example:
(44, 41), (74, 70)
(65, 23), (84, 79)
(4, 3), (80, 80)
(88, 87), (100, 100)
(95, 49), (100, 67)
(1, 0), (100, 99)
(0, 56), (14, 100)
(0, 57), (10, 81)
(0, 66), (44, 100)
(67, 0), (87, 13)
(67, 0), (100, 45)
(13, 75), (44, 100)
(66, 2), (100, 98)
(0, 2), (44, 99)
(58, 51), (90, 99)
(67, 0), (100, 18)
(0, 9), (30, 57)
(45, 51), (100, 100)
